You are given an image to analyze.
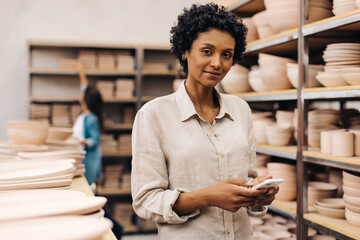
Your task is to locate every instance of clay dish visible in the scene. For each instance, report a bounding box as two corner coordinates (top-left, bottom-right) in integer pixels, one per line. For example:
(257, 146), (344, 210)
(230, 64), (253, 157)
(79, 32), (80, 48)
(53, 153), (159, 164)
(342, 170), (360, 182)
(343, 185), (360, 197)
(345, 209), (360, 226)
(315, 198), (345, 209)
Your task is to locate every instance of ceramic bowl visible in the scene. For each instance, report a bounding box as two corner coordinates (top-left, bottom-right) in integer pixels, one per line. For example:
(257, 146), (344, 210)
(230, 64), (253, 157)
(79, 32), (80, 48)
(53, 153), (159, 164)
(345, 209), (360, 226)
(249, 76), (268, 92)
(343, 178), (360, 188)
(333, 4), (358, 16)
(343, 194), (360, 207)
(257, 25), (278, 39)
(275, 186), (297, 201)
(343, 185), (360, 197)
(342, 72), (360, 85)
(7, 121), (49, 146)
(315, 198), (345, 209)
(266, 132), (292, 146)
(261, 70), (293, 90)
(221, 64), (251, 93)
(243, 18), (259, 42)
(309, 181), (338, 192)
(316, 72), (349, 87)
(47, 127), (73, 141)
(315, 203), (345, 218)
(345, 203), (360, 214)
(259, 53), (296, 67)
(343, 170), (360, 182)
(286, 64), (323, 88)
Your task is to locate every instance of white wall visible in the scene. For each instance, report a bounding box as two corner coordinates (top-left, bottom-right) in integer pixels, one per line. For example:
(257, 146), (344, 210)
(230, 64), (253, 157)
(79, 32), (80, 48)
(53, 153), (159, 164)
(0, 0), (205, 141)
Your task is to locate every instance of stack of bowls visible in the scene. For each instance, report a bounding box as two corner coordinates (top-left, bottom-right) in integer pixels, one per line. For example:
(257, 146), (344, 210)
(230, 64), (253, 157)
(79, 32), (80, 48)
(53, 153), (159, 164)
(7, 121), (49, 146)
(342, 171), (360, 226)
(286, 63), (323, 88)
(242, 18), (259, 42)
(333, 0), (359, 16)
(267, 162), (297, 201)
(308, 109), (341, 148)
(317, 43), (360, 87)
(256, 154), (271, 176)
(258, 53), (296, 90)
(276, 110), (295, 126)
(248, 66), (268, 92)
(308, 181), (338, 209)
(315, 198), (345, 219)
(253, 118), (275, 144)
(341, 67), (360, 86)
(264, 0), (333, 33)
(265, 123), (293, 146)
(221, 64), (251, 93)
(252, 11), (278, 39)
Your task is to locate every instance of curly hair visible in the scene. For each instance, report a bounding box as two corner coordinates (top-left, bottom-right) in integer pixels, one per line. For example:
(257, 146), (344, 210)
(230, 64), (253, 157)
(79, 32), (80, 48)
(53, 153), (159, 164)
(170, 3), (247, 74)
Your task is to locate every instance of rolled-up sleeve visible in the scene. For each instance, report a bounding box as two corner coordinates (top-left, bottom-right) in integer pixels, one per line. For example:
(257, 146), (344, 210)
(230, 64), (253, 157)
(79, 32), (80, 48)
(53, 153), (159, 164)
(245, 105), (268, 217)
(131, 110), (200, 224)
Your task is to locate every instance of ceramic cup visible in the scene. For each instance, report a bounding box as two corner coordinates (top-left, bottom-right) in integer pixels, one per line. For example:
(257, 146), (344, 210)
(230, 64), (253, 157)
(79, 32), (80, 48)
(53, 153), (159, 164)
(331, 131), (354, 157)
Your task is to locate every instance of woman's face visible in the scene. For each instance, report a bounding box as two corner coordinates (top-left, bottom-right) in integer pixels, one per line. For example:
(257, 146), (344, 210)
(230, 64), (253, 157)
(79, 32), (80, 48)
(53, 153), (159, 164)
(184, 28), (235, 88)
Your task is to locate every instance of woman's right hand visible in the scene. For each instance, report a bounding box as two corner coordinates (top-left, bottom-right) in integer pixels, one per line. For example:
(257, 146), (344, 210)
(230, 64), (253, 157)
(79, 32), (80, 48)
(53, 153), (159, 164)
(207, 178), (267, 212)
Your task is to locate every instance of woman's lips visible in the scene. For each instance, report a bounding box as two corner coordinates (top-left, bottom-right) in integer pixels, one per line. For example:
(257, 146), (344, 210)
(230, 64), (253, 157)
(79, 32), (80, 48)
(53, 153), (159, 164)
(204, 71), (221, 77)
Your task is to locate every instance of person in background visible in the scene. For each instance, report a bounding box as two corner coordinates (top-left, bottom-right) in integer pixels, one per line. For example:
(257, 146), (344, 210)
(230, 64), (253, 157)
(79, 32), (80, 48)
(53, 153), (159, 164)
(74, 62), (103, 187)
(131, 3), (279, 239)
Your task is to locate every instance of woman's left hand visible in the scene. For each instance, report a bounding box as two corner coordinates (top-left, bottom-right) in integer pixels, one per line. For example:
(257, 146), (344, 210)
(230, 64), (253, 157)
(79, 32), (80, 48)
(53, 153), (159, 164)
(252, 175), (279, 206)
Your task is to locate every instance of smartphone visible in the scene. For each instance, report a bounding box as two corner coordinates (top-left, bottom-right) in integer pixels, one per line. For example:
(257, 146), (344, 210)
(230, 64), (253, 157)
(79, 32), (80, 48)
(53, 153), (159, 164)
(252, 178), (284, 190)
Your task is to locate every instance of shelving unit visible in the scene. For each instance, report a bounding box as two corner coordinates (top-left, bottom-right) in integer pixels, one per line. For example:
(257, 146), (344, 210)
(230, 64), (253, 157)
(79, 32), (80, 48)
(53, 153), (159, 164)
(28, 40), (177, 234)
(227, 1), (360, 239)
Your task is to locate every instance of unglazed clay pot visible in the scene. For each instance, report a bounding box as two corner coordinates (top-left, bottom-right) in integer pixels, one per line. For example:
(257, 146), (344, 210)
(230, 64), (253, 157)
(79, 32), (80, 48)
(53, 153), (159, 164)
(331, 131), (354, 157)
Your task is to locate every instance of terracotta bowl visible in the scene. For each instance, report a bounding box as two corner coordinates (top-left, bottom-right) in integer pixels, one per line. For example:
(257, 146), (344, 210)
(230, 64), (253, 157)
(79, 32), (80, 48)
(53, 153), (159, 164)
(343, 185), (360, 197)
(315, 203), (345, 218)
(345, 209), (360, 226)
(315, 198), (345, 209)
(47, 127), (73, 141)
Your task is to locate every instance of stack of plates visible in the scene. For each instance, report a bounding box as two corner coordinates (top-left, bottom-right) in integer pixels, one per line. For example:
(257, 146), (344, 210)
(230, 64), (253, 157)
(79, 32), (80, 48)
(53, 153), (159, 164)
(18, 149), (86, 177)
(78, 50), (97, 70)
(70, 104), (82, 124)
(31, 104), (50, 123)
(317, 43), (360, 87)
(308, 181), (338, 210)
(102, 164), (123, 189)
(96, 80), (114, 100)
(0, 215), (112, 240)
(115, 78), (135, 98)
(333, 0), (359, 16)
(118, 134), (132, 152)
(98, 51), (115, 70)
(342, 171), (360, 226)
(52, 104), (71, 127)
(0, 161), (75, 190)
(60, 58), (78, 69)
(123, 106), (135, 123)
(315, 198), (345, 219)
(115, 50), (135, 71)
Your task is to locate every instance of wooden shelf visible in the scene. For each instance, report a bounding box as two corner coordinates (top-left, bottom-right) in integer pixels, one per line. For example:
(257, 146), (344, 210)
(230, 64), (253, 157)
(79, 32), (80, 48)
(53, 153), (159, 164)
(270, 200), (297, 219)
(102, 150), (132, 158)
(30, 96), (78, 103)
(232, 89), (297, 102)
(104, 97), (137, 103)
(30, 67), (136, 76)
(256, 144), (297, 160)
(97, 186), (131, 196)
(142, 69), (177, 75)
(105, 123), (133, 130)
(304, 213), (360, 240)
(304, 150), (360, 172)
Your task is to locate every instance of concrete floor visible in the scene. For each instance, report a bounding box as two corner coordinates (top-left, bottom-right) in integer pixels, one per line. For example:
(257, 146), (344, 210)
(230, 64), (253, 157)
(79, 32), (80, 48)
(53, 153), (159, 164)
(122, 234), (158, 240)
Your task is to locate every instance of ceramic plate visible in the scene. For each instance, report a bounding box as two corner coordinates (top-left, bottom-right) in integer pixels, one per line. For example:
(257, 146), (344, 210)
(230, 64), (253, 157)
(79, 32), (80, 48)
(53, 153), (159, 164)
(0, 179), (72, 191)
(0, 196), (107, 221)
(0, 216), (112, 240)
(0, 162), (75, 181)
(0, 173), (73, 185)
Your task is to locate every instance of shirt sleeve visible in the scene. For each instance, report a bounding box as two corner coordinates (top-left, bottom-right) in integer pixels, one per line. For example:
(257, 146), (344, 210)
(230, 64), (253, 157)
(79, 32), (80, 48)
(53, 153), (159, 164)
(84, 115), (100, 149)
(245, 105), (268, 217)
(131, 110), (200, 224)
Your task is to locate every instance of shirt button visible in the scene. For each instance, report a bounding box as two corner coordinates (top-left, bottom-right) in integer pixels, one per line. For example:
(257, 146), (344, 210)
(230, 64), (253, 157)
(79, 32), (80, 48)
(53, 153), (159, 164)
(214, 133), (218, 137)
(227, 230), (231, 236)
(219, 153), (224, 158)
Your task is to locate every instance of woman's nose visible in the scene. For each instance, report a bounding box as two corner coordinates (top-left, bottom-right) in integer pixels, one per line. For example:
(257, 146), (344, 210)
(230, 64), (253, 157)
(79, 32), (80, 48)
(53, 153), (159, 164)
(210, 54), (221, 68)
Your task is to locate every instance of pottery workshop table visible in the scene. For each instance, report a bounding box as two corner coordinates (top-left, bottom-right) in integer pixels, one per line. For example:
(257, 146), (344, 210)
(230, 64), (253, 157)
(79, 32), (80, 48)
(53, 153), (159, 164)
(71, 176), (117, 240)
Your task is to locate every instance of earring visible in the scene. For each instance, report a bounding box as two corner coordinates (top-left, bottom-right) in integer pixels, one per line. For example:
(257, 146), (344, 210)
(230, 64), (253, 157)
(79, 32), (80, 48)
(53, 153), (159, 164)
(182, 55), (186, 61)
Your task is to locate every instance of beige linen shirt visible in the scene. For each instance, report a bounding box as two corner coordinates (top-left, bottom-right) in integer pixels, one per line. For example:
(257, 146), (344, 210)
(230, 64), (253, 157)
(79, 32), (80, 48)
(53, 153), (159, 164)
(131, 80), (267, 240)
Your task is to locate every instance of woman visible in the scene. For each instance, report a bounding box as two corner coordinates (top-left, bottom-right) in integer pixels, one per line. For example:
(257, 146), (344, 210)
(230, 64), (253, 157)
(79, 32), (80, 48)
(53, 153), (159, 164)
(73, 62), (103, 186)
(131, 3), (279, 239)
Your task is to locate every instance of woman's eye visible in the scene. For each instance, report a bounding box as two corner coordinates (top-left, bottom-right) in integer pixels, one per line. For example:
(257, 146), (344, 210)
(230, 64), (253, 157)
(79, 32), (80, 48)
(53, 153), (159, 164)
(202, 49), (212, 55)
(223, 53), (233, 59)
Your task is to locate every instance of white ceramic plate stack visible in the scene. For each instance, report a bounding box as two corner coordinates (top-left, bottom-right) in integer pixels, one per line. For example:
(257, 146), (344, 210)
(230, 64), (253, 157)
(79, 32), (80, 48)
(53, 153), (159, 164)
(333, 0), (359, 16)
(314, 198), (345, 219)
(242, 17), (259, 42)
(221, 64), (251, 93)
(258, 53), (296, 90)
(18, 149), (86, 177)
(0, 216), (112, 240)
(341, 67), (360, 86)
(286, 63), (323, 88)
(317, 43), (360, 87)
(264, 0), (333, 33)
(0, 161), (76, 191)
(248, 66), (268, 92)
(308, 181), (338, 210)
(252, 11), (278, 39)
(266, 162), (297, 201)
(342, 171), (360, 226)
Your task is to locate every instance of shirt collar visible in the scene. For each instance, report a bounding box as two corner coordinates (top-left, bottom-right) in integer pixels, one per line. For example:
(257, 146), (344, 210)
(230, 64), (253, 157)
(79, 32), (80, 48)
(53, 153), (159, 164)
(175, 80), (234, 122)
